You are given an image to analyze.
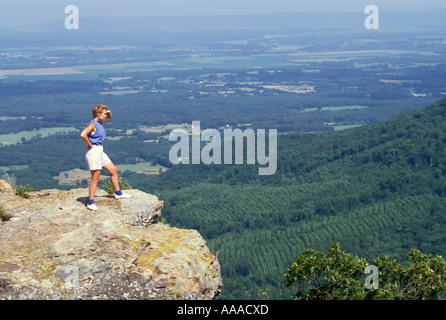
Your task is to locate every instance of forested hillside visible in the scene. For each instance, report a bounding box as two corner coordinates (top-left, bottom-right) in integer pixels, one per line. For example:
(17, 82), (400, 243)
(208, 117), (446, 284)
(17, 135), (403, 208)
(127, 98), (446, 299)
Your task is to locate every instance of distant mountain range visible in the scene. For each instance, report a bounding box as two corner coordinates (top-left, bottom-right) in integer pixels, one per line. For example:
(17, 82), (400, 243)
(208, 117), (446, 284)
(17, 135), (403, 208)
(2, 9), (446, 47)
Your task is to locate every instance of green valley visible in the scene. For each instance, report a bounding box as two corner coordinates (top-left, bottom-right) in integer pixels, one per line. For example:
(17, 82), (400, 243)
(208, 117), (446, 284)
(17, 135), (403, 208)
(127, 98), (446, 299)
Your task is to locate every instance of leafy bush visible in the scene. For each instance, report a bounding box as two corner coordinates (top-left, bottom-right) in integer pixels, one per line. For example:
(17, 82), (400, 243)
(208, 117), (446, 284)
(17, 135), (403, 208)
(284, 243), (446, 300)
(15, 184), (34, 198)
(100, 175), (132, 194)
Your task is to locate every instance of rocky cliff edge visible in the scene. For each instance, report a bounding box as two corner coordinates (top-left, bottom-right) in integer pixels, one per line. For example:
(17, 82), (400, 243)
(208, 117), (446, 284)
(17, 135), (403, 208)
(0, 180), (222, 300)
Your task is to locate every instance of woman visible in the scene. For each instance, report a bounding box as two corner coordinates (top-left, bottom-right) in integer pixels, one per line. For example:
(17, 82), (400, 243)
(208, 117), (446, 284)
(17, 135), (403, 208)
(80, 104), (131, 211)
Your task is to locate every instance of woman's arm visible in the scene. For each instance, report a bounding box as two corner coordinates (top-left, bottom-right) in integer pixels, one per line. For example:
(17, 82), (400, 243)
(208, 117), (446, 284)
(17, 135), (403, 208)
(80, 123), (96, 149)
(102, 110), (112, 123)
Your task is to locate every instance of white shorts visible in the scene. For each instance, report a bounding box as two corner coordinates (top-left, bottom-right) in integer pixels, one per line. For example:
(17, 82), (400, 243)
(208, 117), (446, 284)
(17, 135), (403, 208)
(85, 145), (112, 171)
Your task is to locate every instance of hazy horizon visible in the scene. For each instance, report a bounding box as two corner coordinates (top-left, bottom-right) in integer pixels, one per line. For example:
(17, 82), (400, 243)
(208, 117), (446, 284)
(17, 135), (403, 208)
(1, 0), (446, 29)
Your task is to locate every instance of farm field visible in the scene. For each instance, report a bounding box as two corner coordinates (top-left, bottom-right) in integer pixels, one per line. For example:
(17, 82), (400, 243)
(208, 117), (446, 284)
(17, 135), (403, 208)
(1, 48), (440, 82)
(303, 105), (369, 112)
(0, 127), (78, 146)
(53, 168), (105, 186)
(116, 162), (168, 175)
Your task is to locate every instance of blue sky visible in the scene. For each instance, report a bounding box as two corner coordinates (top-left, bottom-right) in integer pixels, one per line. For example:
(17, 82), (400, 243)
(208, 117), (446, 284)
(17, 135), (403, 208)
(1, 0), (446, 28)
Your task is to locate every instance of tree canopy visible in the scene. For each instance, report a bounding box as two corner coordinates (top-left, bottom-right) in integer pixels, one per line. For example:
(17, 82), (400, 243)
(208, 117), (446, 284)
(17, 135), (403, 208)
(284, 243), (446, 300)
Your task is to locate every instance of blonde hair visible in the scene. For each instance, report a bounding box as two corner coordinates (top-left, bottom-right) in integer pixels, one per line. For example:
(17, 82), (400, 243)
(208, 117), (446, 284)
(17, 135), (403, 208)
(92, 104), (107, 118)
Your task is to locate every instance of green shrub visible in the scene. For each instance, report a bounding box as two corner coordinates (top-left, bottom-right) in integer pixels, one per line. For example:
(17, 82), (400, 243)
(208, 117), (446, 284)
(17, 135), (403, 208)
(15, 184), (34, 198)
(285, 243), (446, 300)
(100, 175), (132, 194)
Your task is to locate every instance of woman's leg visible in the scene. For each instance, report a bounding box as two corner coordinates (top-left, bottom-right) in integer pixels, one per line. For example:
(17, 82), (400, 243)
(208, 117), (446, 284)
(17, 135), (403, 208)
(89, 169), (102, 200)
(102, 162), (119, 192)
(102, 162), (132, 199)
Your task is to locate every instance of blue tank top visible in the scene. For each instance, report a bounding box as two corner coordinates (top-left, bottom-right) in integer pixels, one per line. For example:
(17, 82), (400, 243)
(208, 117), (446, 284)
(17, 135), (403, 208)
(88, 120), (106, 144)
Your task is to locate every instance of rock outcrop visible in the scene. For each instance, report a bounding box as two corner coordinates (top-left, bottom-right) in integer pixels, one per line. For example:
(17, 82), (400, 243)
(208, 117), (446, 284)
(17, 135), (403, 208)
(0, 180), (222, 300)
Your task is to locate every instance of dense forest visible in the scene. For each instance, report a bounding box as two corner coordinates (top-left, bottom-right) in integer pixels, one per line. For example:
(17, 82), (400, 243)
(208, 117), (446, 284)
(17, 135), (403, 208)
(125, 98), (446, 299)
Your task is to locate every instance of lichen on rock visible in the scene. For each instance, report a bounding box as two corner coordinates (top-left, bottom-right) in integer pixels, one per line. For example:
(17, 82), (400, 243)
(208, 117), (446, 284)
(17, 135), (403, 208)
(0, 180), (222, 300)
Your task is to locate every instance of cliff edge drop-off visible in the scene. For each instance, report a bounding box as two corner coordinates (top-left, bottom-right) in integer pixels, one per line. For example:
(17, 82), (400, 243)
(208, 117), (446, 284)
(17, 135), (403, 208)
(0, 180), (222, 300)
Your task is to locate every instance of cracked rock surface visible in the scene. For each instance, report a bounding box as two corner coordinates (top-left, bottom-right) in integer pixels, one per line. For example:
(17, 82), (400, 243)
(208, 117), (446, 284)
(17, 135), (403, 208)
(0, 180), (222, 300)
